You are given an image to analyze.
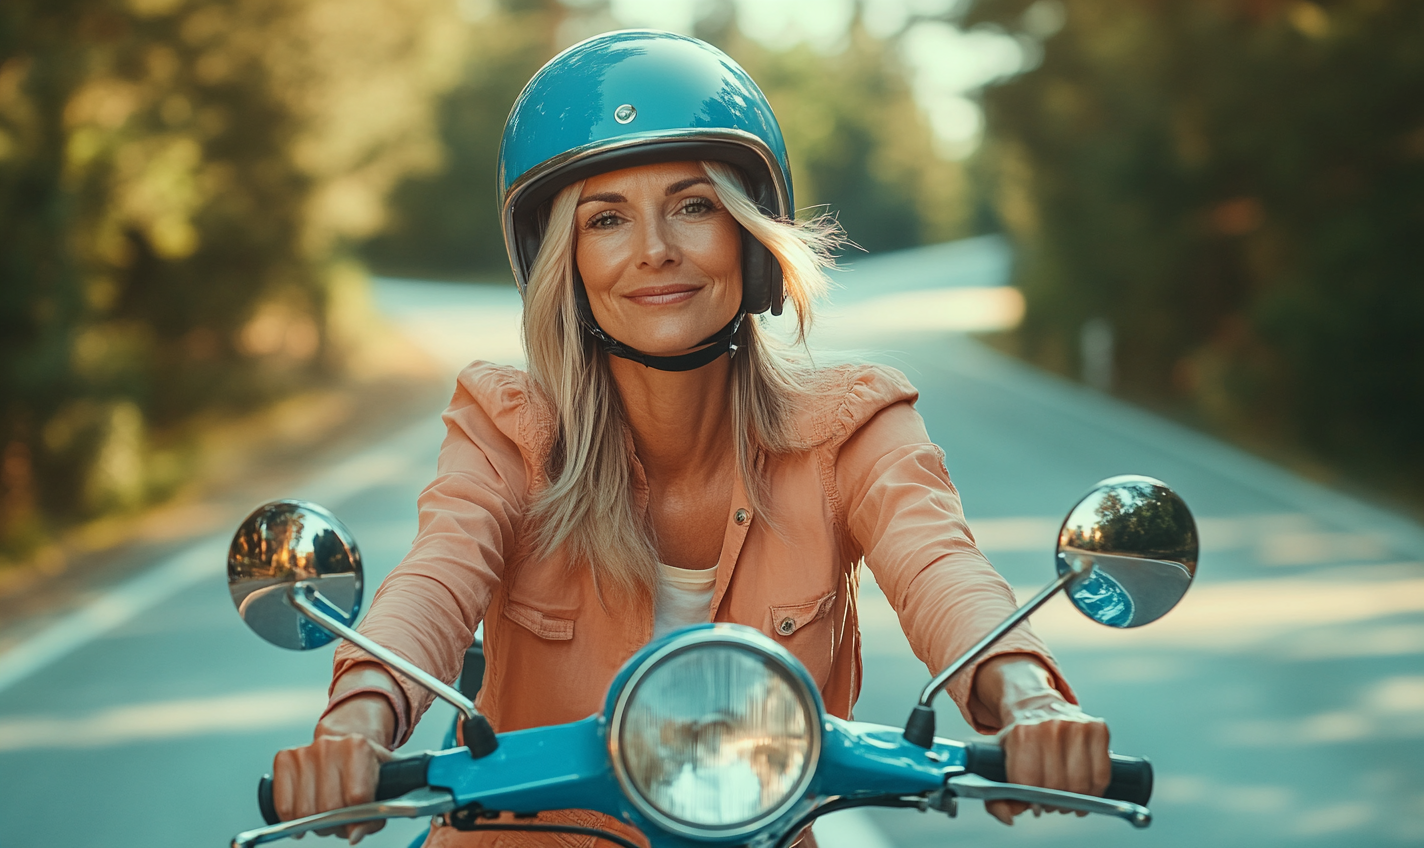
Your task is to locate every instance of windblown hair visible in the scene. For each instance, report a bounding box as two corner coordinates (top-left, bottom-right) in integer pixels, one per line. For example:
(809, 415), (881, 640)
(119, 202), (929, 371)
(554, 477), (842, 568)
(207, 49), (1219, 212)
(521, 161), (841, 599)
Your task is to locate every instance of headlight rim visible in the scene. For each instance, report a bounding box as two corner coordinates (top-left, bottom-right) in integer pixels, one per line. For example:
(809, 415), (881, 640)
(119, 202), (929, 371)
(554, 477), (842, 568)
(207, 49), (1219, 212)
(607, 625), (823, 840)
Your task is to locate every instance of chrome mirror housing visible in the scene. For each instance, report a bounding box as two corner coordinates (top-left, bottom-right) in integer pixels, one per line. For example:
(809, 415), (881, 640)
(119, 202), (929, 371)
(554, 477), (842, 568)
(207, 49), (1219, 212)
(226, 499), (492, 747)
(1056, 475), (1198, 628)
(227, 500), (363, 650)
(904, 473), (1198, 748)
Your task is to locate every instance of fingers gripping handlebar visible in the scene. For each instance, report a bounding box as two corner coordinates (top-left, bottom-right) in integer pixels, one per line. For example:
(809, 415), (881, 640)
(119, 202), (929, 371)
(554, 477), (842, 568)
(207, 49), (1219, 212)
(256, 753), (432, 826)
(963, 741), (1154, 807)
(772, 744), (1154, 848)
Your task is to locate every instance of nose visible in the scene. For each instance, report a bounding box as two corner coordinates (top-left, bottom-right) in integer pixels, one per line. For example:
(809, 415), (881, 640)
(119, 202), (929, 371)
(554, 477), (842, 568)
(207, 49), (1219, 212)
(633, 211), (679, 271)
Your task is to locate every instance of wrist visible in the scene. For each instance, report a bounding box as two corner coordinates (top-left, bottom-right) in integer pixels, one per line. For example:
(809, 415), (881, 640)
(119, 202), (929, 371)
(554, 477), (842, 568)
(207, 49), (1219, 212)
(997, 695), (1085, 736)
(1001, 689), (1071, 719)
(317, 692), (397, 743)
(978, 655), (1066, 727)
(322, 664), (407, 747)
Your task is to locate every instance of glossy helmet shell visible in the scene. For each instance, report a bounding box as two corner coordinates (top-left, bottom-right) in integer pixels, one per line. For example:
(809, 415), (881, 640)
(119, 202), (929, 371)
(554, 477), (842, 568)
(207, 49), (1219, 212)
(498, 30), (794, 315)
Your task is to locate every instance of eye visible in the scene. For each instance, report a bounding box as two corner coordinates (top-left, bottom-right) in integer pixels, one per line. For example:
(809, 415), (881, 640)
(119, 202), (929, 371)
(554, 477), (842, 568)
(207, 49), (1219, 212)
(679, 197), (718, 216)
(586, 210), (623, 230)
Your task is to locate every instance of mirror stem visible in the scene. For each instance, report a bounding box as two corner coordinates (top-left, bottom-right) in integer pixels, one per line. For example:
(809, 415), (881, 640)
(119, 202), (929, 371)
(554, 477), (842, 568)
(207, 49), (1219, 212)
(288, 582), (499, 758)
(903, 560), (1090, 748)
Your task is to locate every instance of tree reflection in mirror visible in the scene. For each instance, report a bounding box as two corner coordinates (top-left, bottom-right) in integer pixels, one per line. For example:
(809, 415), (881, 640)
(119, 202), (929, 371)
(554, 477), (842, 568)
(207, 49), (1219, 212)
(1056, 475), (1198, 628)
(227, 500), (364, 649)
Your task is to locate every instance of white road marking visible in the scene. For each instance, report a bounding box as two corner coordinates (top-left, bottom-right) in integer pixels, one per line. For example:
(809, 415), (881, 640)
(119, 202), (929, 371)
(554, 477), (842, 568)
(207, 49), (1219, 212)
(859, 566), (1424, 656)
(0, 417), (434, 696)
(966, 513), (1400, 563)
(1021, 571), (1424, 651)
(818, 287), (1026, 336)
(0, 687), (327, 750)
(963, 516), (1061, 552)
(0, 539), (224, 695)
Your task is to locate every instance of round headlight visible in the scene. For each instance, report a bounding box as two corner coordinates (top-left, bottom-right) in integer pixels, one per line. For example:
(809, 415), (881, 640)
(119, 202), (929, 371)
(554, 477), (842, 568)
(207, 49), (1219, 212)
(609, 628), (821, 838)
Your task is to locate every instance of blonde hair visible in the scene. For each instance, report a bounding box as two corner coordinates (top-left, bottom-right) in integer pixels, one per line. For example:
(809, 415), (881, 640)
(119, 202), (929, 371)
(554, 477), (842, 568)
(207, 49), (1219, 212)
(521, 161), (840, 599)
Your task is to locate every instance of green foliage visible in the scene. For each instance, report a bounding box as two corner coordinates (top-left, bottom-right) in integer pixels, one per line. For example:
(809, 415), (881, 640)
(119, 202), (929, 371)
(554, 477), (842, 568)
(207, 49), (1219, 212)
(719, 26), (971, 254)
(363, 4), (971, 279)
(0, 0), (463, 559)
(0, 0), (977, 561)
(363, 2), (559, 278)
(970, 0), (1424, 486)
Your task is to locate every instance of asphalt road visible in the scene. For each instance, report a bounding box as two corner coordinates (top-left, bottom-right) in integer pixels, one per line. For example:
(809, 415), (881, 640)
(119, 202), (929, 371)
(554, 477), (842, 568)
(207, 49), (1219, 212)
(0, 236), (1420, 848)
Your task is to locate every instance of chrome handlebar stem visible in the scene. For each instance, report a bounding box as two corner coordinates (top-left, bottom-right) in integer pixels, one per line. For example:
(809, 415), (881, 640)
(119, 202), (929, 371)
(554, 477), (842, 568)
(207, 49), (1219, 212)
(290, 582), (479, 721)
(916, 559), (1090, 708)
(230, 788), (456, 848)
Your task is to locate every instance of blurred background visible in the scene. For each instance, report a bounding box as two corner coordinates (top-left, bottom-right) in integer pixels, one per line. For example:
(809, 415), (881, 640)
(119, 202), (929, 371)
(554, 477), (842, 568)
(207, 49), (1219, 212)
(1, 1), (1422, 847)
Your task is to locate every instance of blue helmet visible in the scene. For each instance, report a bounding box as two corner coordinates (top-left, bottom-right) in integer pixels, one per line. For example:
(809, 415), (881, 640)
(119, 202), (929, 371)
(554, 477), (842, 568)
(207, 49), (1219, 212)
(498, 30), (793, 321)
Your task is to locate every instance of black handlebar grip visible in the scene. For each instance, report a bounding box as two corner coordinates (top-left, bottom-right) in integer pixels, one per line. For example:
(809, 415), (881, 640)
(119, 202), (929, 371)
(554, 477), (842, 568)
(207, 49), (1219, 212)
(375, 752), (433, 800)
(963, 742), (1153, 807)
(256, 753), (433, 826)
(257, 775), (280, 826)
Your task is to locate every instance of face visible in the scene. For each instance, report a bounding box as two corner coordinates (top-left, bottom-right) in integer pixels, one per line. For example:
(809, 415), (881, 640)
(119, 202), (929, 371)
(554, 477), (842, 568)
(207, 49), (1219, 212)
(574, 161), (742, 356)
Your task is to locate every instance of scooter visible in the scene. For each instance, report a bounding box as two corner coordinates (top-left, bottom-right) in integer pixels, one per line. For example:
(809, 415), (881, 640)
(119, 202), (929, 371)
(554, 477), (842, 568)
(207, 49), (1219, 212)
(226, 474), (1197, 848)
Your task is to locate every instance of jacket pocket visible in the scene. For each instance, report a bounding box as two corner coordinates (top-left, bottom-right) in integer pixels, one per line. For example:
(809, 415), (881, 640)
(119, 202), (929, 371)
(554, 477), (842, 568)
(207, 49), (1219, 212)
(770, 591), (837, 637)
(502, 598), (575, 640)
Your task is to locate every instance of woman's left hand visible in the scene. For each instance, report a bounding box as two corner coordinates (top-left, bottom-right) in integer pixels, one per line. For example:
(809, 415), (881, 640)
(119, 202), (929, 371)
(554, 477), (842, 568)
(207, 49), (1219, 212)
(990, 694), (1111, 824)
(972, 655), (1111, 825)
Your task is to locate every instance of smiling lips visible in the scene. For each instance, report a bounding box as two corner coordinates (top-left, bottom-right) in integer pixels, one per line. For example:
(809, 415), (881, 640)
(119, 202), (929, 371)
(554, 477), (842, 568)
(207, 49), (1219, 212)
(624, 284), (701, 306)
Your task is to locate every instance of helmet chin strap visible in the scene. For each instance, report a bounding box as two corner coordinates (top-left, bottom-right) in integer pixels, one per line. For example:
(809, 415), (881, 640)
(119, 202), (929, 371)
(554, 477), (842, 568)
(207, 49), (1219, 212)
(574, 278), (745, 372)
(586, 311), (745, 372)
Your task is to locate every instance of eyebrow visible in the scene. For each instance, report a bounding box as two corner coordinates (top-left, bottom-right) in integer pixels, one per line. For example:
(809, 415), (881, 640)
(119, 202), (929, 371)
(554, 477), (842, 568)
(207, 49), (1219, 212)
(576, 191), (625, 206)
(665, 176), (711, 195)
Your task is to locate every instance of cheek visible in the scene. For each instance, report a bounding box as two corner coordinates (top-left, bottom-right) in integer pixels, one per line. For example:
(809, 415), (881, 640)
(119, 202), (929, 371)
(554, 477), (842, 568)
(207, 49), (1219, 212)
(689, 218), (743, 287)
(574, 233), (621, 296)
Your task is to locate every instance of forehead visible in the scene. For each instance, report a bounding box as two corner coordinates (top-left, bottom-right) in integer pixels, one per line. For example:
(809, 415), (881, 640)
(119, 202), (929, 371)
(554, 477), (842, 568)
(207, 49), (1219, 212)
(580, 161), (708, 195)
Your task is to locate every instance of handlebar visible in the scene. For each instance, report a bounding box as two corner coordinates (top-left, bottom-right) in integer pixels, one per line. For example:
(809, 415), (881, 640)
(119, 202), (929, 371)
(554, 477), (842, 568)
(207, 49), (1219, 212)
(962, 741), (1153, 807)
(256, 753), (433, 826)
(253, 743), (1152, 827)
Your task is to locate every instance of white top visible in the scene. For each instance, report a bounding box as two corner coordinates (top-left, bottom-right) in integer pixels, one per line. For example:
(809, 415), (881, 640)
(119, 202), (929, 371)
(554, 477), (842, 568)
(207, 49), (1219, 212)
(652, 562), (718, 640)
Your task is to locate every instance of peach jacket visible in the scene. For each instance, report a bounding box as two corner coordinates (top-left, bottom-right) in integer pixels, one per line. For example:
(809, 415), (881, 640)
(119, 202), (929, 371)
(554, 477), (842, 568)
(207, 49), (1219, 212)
(330, 361), (1070, 847)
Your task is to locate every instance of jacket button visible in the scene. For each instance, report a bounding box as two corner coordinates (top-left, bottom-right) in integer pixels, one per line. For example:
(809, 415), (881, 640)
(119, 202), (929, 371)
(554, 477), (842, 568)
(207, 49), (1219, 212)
(778, 617), (795, 635)
(735, 508), (750, 525)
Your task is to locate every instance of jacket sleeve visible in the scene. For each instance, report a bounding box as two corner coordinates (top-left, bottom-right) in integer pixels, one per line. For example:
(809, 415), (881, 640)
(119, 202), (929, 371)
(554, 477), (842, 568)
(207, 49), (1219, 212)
(330, 365), (532, 742)
(835, 400), (1076, 733)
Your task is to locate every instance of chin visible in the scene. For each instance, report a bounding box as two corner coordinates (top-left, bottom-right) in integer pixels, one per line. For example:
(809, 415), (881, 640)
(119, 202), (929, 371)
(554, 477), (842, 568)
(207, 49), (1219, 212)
(629, 338), (706, 357)
(618, 321), (725, 356)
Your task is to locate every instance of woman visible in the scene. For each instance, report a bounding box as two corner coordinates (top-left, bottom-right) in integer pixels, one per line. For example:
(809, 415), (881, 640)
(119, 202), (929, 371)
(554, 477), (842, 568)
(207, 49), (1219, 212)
(272, 31), (1110, 846)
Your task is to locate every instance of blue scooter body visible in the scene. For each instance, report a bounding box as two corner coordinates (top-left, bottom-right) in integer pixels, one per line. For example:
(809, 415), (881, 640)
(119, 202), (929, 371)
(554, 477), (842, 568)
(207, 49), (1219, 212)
(409, 624), (969, 848)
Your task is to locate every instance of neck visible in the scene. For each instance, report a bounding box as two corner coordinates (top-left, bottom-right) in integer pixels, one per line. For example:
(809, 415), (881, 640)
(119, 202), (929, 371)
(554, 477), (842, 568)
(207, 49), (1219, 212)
(608, 353), (735, 481)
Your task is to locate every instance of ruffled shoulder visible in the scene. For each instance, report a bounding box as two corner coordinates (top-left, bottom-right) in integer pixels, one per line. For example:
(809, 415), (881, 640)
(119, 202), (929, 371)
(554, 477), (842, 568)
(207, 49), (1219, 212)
(450, 361), (557, 462)
(785, 363), (920, 451)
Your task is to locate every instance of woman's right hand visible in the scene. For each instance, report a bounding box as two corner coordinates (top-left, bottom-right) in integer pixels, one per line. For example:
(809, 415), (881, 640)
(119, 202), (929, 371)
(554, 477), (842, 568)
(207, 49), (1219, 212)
(272, 667), (401, 844)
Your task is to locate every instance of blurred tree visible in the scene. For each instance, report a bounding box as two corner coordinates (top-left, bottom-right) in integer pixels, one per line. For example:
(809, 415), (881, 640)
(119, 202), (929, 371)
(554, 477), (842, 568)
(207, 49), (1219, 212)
(361, 0), (971, 279)
(968, 0), (1424, 492)
(0, 0), (463, 560)
(362, 0), (561, 278)
(716, 23), (971, 255)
